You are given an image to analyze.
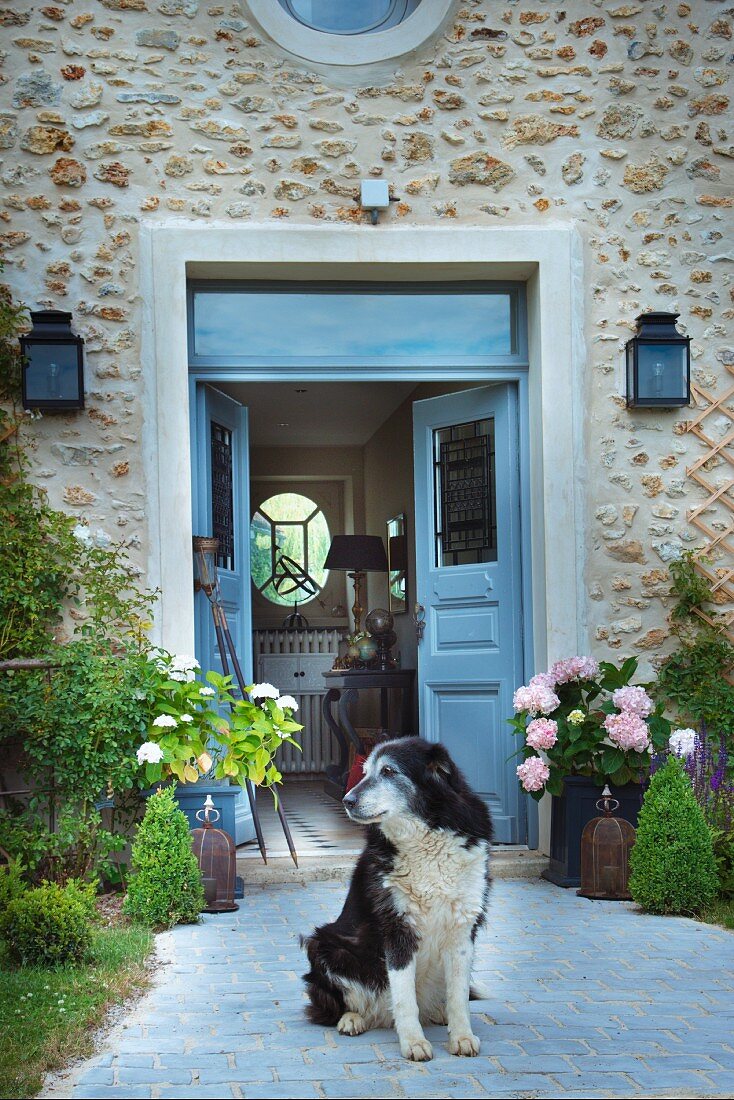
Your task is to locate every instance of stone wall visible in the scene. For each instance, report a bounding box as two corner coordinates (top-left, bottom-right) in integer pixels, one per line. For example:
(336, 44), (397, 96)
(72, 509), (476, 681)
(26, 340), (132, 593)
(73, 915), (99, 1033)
(1, 0), (731, 665)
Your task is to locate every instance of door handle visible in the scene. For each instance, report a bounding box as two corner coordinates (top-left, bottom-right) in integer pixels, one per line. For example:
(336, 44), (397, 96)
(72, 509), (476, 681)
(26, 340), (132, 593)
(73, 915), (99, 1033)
(413, 602), (426, 644)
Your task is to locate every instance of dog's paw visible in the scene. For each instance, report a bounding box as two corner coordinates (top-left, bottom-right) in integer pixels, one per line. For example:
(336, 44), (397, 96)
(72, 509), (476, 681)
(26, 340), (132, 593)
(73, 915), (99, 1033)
(448, 1032), (480, 1057)
(337, 1012), (366, 1036)
(401, 1036), (434, 1062)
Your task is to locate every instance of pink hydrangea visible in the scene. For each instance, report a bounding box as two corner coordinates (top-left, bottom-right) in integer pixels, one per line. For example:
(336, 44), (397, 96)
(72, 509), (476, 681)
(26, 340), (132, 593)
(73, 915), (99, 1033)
(529, 672), (556, 691)
(548, 655), (600, 685)
(604, 711), (651, 754)
(612, 685), (653, 718)
(526, 718), (558, 751)
(513, 680), (560, 716)
(517, 756), (550, 792)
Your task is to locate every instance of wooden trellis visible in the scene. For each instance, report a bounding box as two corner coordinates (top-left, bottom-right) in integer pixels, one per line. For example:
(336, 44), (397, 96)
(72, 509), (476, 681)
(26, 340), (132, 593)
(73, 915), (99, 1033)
(685, 361), (734, 640)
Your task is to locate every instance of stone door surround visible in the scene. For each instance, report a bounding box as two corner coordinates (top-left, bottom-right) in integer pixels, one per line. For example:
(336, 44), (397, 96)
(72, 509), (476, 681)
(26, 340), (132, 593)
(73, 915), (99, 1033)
(141, 222), (583, 681)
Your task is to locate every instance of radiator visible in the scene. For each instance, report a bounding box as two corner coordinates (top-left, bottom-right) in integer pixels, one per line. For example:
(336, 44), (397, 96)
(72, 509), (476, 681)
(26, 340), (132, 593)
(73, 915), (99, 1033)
(253, 629), (342, 775)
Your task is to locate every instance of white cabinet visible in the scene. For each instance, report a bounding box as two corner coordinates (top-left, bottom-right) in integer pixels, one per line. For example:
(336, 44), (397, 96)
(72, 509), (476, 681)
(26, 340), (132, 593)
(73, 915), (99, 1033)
(258, 652), (335, 694)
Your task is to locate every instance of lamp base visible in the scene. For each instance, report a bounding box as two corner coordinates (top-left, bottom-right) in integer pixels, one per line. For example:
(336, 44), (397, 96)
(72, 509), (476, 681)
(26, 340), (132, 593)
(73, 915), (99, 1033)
(348, 570), (366, 635)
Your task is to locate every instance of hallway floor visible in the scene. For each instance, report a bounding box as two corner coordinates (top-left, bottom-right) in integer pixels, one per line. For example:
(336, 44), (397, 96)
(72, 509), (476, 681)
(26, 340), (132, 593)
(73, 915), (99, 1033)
(240, 780), (364, 860)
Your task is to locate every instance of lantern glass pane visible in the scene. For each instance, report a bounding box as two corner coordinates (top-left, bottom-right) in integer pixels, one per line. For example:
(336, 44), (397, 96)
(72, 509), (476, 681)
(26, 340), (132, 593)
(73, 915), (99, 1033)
(24, 343), (79, 402)
(636, 343), (687, 402)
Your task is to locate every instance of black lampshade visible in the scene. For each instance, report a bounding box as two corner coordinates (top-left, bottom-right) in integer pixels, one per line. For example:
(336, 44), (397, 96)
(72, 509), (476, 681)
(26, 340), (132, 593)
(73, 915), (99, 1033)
(324, 535), (388, 573)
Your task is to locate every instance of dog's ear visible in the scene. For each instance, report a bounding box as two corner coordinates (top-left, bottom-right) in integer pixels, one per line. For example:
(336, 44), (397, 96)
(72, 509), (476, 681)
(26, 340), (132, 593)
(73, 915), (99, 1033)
(425, 742), (454, 782)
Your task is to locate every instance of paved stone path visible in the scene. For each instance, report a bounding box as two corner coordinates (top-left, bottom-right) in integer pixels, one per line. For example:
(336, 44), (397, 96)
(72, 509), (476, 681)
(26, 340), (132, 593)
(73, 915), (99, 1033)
(46, 880), (734, 1099)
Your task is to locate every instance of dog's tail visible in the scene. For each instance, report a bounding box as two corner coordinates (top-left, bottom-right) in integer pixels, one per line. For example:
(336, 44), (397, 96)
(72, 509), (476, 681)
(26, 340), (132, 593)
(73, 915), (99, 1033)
(469, 981), (491, 1001)
(301, 931), (347, 1026)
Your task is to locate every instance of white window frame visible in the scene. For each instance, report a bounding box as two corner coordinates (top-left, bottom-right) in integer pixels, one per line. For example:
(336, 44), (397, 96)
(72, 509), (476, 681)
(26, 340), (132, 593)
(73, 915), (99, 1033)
(244, 0), (454, 66)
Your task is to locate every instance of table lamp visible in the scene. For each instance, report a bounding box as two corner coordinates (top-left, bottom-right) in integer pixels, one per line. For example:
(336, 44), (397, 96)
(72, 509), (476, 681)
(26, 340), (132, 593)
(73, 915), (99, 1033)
(323, 535), (388, 635)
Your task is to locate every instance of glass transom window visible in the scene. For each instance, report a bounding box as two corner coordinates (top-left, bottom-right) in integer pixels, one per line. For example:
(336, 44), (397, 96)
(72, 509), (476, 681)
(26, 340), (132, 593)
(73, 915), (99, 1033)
(277, 0), (420, 34)
(250, 492), (330, 606)
(190, 284), (523, 367)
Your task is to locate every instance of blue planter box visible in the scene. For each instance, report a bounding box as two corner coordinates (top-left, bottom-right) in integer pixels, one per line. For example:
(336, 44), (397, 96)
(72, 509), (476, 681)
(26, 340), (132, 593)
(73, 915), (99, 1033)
(172, 784), (239, 837)
(141, 782), (255, 846)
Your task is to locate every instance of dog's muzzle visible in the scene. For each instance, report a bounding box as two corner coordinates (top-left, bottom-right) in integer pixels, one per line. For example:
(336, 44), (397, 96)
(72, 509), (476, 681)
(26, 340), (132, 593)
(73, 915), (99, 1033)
(342, 789), (382, 824)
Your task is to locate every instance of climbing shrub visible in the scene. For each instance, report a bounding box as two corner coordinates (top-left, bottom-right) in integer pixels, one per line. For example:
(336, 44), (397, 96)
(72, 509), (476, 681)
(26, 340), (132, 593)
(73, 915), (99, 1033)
(655, 553), (734, 739)
(123, 787), (204, 929)
(630, 756), (718, 915)
(0, 271), (161, 885)
(0, 879), (97, 966)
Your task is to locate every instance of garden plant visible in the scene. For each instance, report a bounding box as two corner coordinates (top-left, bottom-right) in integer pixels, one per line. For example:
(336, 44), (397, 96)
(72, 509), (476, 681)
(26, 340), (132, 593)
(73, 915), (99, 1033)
(510, 654), (672, 798)
(630, 754), (718, 916)
(123, 787), (204, 929)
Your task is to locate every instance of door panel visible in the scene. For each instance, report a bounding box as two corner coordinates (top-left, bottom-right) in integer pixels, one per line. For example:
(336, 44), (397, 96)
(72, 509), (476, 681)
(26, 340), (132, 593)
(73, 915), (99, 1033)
(413, 384), (525, 843)
(192, 384), (254, 844)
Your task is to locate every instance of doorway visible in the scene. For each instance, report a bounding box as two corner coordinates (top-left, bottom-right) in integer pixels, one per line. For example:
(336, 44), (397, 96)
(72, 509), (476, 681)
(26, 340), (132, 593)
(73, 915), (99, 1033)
(188, 282), (532, 849)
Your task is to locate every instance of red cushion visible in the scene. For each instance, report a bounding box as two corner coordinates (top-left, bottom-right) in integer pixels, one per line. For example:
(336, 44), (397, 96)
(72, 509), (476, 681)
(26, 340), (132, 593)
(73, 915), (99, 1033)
(345, 754), (367, 794)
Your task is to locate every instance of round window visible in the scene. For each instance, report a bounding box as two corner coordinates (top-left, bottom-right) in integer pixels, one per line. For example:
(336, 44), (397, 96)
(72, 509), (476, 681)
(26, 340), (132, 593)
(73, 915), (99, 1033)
(250, 492), (330, 607)
(277, 0), (420, 35)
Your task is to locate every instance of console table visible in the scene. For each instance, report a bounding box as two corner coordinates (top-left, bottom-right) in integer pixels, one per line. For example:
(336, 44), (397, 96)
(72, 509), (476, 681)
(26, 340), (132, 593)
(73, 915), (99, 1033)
(321, 668), (415, 797)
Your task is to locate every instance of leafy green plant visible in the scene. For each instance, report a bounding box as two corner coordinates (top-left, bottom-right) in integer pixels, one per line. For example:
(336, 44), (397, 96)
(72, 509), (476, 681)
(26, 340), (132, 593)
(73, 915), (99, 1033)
(629, 756), (718, 915)
(710, 827), (734, 901)
(0, 641), (157, 884)
(0, 860), (27, 915)
(656, 552), (734, 736)
(0, 879), (97, 966)
(0, 808), (126, 887)
(123, 787), (204, 929)
(136, 667), (302, 793)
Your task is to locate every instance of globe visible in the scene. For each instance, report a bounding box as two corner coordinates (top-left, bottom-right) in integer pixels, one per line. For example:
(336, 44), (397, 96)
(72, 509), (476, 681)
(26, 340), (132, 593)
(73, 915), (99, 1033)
(365, 608), (394, 637)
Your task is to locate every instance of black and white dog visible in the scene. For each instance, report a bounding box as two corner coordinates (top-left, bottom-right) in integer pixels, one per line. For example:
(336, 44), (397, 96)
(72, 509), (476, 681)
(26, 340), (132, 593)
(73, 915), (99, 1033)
(302, 737), (492, 1061)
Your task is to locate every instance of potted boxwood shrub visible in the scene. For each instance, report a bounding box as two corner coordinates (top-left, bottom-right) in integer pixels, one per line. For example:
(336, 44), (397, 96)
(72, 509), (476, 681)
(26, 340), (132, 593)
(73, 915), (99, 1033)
(510, 655), (672, 887)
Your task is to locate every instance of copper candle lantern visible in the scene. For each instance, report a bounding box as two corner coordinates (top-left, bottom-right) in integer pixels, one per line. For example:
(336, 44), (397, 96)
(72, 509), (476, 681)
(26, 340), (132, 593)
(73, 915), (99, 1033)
(191, 795), (239, 913)
(192, 535), (220, 598)
(577, 785), (636, 901)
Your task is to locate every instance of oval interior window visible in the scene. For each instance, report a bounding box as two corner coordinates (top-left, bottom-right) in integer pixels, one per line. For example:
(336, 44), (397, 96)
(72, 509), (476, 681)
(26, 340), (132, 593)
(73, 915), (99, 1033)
(250, 492), (330, 606)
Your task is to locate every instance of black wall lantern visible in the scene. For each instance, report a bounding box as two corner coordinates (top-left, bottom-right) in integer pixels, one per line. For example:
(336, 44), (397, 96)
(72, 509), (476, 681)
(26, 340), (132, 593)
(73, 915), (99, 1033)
(20, 310), (85, 411)
(626, 311), (690, 409)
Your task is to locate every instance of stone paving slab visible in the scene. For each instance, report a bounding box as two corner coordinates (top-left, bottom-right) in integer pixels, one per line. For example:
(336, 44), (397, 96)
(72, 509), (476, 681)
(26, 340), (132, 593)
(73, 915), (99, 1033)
(42, 880), (734, 1099)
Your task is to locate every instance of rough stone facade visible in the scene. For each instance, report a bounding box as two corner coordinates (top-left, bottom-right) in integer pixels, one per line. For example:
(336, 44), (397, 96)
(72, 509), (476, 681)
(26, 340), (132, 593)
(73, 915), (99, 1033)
(1, 0), (731, 667)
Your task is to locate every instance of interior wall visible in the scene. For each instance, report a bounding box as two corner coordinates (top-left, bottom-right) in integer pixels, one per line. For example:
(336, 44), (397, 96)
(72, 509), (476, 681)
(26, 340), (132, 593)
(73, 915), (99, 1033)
(249, 444), (365, 630)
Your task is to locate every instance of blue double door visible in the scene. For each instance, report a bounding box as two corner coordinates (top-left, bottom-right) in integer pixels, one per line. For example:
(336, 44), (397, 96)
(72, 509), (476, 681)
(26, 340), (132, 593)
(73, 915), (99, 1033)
(192, 381), (526, 844)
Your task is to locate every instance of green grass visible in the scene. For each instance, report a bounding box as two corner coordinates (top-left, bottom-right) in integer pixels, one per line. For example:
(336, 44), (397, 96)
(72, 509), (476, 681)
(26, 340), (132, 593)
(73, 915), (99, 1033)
(0, 924), (153, 1100)
(699, 897), (734, 931)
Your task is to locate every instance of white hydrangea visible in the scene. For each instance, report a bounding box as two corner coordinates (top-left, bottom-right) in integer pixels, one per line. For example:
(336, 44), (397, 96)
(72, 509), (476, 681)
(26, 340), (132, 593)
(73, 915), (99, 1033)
(278, 695), (299, 712)
(136, 741), (164, 765)
(152, 714), (178, 729)
(179, 713), (194, 724)
(171, 654), (200, 670)
(72, 524), (93, 546)
(166, 654), (200, 683)
(199, 686), (216, 697)
(669, 728), (697, 758)
(250, 682), (280, 701)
